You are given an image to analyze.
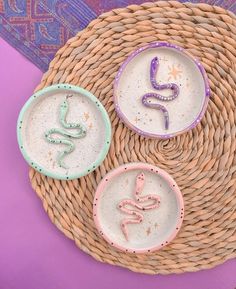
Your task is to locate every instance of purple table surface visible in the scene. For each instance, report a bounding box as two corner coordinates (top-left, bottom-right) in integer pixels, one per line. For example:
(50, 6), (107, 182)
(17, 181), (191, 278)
(0, 37), (235, 289)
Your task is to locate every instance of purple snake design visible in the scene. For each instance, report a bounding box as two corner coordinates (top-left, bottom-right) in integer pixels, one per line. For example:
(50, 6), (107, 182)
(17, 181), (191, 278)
(141, 57), (180, 129)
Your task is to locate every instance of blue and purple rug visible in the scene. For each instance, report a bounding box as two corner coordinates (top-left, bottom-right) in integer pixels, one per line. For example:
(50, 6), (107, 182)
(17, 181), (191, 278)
(0, 0), (235, 71)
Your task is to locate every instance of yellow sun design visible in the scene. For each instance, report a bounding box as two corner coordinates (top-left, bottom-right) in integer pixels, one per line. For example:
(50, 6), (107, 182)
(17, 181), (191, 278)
(168, 64), (182, 81)
(84, 112), (90, 121)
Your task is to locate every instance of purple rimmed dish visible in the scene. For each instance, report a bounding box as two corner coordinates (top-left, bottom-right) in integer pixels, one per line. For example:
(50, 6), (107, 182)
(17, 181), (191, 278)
(113, 42), (210, 139)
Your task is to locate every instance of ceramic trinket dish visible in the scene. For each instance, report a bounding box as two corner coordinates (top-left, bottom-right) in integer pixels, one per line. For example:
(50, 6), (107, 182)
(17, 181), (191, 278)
(114, 42), (210, 139)
(17, 84), (111, 180)
(93, 163), (184, 253)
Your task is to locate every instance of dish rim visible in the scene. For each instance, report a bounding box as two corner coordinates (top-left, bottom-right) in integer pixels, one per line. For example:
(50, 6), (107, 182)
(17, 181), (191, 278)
(17, 83), (112, 180)
(93, 162), (184, 253)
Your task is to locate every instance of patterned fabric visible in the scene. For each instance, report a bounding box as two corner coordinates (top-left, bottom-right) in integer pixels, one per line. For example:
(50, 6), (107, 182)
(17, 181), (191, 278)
(0, 0), (235, 72)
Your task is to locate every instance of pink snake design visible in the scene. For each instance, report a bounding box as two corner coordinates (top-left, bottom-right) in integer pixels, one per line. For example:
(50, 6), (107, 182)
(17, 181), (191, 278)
(118, 172), (161, 241)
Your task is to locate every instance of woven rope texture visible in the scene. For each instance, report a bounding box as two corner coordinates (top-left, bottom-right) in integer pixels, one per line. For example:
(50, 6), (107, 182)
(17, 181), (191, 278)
(30, 1), (236, 274)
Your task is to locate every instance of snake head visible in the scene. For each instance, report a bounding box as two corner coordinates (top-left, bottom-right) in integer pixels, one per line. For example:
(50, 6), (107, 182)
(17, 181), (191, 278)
(137, 172), (145, 181)
(60, 99), (69, 110)
(151, 57), (159, 74)
(136, 172), (145, 193)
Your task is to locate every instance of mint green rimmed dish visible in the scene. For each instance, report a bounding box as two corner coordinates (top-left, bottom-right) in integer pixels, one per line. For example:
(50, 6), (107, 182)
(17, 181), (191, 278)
(17, 84), (112, 180)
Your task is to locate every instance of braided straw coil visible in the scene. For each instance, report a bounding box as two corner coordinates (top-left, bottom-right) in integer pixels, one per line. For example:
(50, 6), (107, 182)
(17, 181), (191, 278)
(30, 1), (236, 274)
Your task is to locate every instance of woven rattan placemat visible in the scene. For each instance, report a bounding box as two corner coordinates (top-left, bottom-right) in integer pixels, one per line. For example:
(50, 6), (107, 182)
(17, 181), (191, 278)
(30, 1), (236, 274)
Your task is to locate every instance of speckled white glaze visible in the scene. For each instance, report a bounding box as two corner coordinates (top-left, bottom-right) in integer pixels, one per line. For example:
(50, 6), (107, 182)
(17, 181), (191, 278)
(114, 42), (210, 139)
(17, 84), (111, 180)
(93, 163), (184, 253)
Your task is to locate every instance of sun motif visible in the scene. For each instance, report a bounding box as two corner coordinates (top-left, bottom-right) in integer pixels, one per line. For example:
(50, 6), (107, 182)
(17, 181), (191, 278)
(84, 112), (90, 121)
(160, 56), (168, 63)
(168, 64), (182, 81)
(146, 227), (151, 236)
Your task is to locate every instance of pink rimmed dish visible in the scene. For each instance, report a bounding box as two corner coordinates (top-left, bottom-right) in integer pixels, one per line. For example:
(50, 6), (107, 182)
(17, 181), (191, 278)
(113, 42), (210, 139)
(93, 163), (184, 253)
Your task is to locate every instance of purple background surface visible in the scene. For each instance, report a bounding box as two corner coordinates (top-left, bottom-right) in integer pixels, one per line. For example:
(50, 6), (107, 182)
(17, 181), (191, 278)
(0, 37), (235, 289)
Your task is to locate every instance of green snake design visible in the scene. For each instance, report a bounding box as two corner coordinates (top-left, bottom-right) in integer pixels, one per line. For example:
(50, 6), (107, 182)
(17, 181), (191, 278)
(44, 98), (86, 169)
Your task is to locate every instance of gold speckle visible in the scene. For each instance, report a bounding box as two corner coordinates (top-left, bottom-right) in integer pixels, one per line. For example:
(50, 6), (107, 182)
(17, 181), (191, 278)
(134, 116), (140, 123)
(168, 64), (182, 81)
(84, 112), (90, 121)
(48, 151), (52, 156)
(146, 227), (151, 236)
(88, 123), (93, 129)
(161, 56), (168, 62)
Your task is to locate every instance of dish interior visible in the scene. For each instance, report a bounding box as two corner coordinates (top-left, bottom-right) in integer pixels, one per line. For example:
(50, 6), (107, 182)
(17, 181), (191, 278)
(20, 89), (107, 177)
(97, 169), (181, 251)
(115, 47), (206, 136)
